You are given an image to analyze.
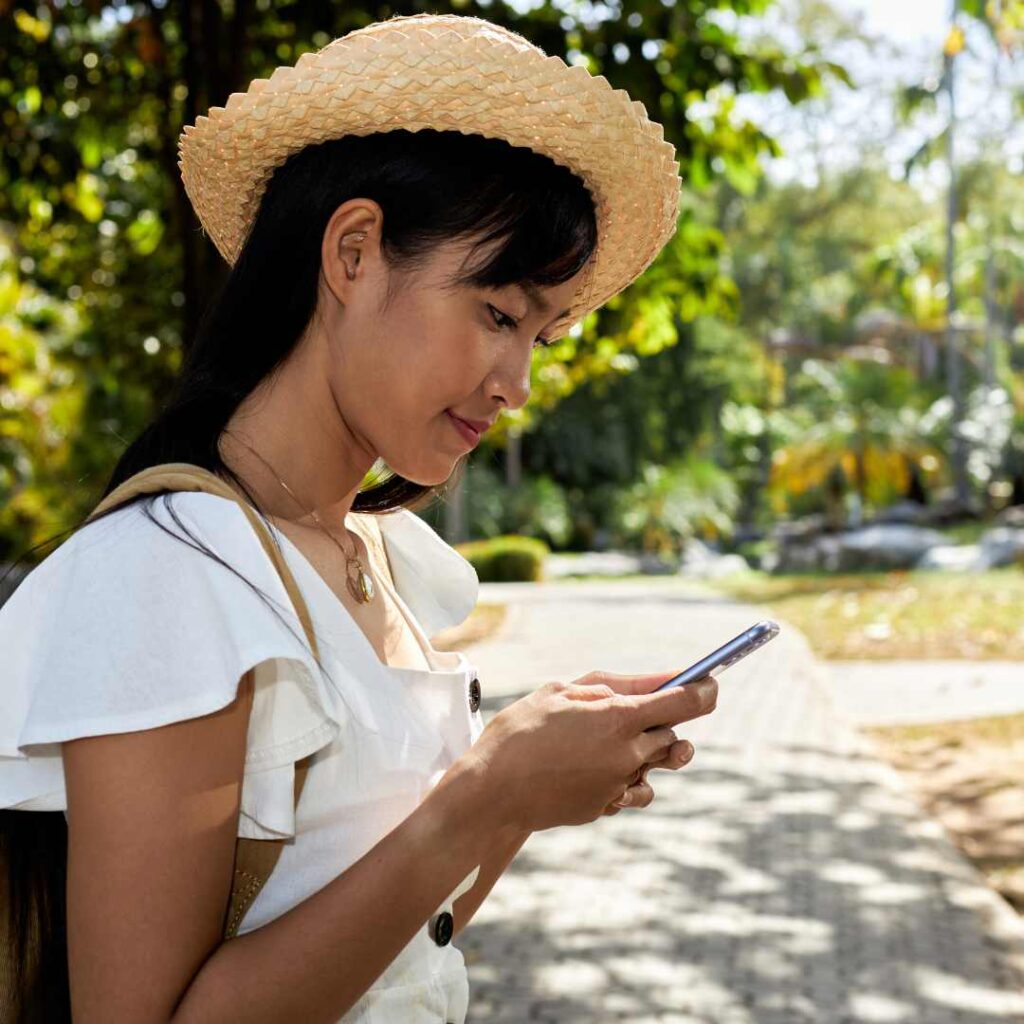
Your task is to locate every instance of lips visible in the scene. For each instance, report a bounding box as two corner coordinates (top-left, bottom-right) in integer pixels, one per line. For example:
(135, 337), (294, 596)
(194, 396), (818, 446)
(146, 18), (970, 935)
(449, 412), (493, 433)
(446, 410), (484, 446)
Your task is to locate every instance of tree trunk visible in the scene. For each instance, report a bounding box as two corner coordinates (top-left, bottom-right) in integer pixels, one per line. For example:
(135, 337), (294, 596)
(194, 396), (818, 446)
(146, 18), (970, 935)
(443, 472), (468, 544)
(505, 427), (522, 489)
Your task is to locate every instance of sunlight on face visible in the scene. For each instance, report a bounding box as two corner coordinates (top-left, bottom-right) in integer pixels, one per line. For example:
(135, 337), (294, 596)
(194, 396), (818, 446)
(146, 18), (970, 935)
(335, 234), (587, 487)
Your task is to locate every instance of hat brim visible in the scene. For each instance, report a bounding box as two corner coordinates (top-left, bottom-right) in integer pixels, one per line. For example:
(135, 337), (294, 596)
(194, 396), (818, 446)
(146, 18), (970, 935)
(177, 13), (681, 339)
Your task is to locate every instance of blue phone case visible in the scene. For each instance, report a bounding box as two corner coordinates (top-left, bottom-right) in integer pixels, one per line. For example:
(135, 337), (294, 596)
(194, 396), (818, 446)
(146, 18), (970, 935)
(653, 620), (780, 691)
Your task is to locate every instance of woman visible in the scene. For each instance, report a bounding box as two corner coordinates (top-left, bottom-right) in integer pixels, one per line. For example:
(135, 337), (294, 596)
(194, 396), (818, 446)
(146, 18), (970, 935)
(0, 13), (718, 1023)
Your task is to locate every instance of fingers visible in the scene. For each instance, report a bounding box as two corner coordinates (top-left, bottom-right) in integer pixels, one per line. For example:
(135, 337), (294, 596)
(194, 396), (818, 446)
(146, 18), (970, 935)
(650, 739), (695, 770)
(671, 739), (696, 767)
(604, 739), (698, 815)
(636, 725), (678, 764)
(628, 675), (718, 733)
(609, 778), (654, 809)
(577, 668), (686, 696)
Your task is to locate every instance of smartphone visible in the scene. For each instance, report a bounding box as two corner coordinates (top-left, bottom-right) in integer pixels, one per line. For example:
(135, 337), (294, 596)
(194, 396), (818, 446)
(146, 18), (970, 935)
(652, 620), (781, 692)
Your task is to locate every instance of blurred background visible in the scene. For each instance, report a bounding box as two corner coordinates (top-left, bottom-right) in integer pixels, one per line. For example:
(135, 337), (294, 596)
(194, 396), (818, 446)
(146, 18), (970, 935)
(2, 0), (1024, 923)
(2, 0), (1022, 577)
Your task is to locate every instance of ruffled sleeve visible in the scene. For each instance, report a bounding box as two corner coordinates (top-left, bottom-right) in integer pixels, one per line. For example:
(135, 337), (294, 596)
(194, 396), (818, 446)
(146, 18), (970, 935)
(0, 491), (343, 826)
(374, 508), (479, 637)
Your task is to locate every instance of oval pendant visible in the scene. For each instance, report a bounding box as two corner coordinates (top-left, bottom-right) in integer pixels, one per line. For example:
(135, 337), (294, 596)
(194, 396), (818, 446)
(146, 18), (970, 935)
(346, 575), (364, 603)
(347, 568), (375, 603)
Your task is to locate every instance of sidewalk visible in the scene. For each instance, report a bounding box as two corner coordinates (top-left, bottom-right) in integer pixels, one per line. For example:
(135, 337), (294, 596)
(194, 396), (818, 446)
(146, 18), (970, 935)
(458, 579), (1024, 1023)
(825, 660), (1024, 726)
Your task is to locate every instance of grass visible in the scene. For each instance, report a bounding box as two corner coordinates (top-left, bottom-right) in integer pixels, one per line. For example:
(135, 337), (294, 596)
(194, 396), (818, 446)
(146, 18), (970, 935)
(430, 601), (508, 651)
(865, 712), (1024, 914)
(937, 520), (992, 546)
(704, 566), (1024, 660)
(867, 713), (1024, 748)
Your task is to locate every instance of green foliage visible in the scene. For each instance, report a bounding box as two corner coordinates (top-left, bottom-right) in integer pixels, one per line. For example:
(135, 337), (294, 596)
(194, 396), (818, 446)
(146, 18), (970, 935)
(769, 356), (947, 512)
(464, 460), (572, 549)
(957, 384), (1016, 491)
(504, 475), (573, 550)
(0, 0), (844, 554)
(463, 461), (508, 542)
(610, 454), (740, 557)
(523, 313), (764, 508)
(455, 534), (549, 583)
(732, 536), (774, 568)
(723, 166), (931, 346)
(0, 228), (87, 556)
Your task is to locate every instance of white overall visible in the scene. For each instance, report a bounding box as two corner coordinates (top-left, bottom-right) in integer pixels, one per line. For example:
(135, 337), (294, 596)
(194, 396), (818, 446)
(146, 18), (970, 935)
(0, 491), (487, 1023)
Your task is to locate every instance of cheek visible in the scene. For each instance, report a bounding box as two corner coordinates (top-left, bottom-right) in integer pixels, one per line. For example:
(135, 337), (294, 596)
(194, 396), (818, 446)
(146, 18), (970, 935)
(344, 297), (490, 434)
(409, 328), (489, 408)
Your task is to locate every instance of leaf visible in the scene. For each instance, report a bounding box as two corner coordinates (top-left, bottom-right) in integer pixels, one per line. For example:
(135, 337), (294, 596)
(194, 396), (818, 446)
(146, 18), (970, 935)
(944, 25), (966, 56)
(13, 10), (50, 43)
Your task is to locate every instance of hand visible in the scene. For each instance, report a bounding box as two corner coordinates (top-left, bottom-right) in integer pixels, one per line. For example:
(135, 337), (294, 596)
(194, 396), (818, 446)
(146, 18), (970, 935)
(601, 739), (696, 813)
(465, 669), (718, 833)
(572, 670), (707, 816)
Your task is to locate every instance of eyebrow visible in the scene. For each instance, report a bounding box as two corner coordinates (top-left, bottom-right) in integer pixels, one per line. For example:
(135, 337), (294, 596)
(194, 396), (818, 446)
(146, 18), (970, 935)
(519, 282), (571, 322)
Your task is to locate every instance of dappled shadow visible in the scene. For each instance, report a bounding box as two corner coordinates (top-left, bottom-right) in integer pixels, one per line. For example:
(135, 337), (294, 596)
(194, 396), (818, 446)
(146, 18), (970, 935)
(461, 740), (1024, 1023)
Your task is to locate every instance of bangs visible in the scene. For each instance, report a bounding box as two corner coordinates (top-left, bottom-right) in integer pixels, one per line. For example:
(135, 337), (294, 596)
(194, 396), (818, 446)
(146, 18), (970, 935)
(459, 190), (596, 291)
(438, 139), (598, 296)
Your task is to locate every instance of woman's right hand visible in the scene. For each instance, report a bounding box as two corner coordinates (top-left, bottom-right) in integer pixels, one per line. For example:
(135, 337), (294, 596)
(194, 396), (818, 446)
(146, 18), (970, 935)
(463, 671), (718, 833)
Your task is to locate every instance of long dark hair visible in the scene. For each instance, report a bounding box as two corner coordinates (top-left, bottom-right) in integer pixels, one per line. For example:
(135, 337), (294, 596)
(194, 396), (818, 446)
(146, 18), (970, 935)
(0, 126), (598, 1021)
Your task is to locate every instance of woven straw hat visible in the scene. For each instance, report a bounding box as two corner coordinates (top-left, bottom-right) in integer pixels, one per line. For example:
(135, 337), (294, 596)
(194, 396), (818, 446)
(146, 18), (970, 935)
(177, 12), (681, 339)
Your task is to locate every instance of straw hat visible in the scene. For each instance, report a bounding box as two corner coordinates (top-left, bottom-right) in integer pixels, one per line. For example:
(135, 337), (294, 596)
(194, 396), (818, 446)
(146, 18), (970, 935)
(177, 12), (681, 339)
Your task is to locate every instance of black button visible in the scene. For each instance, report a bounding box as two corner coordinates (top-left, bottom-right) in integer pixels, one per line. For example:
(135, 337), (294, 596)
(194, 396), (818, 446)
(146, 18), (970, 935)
(468, 676), (481, 713)
(431, 910), (454, 946)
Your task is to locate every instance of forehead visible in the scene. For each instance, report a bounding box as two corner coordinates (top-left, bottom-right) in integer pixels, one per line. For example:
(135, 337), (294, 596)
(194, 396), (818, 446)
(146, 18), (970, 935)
(430, 236), (575, 320)
(518, 279), (572, 322)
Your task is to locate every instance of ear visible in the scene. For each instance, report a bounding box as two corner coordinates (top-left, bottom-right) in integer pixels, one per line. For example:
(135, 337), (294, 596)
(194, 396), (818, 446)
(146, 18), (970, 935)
(320, 199), (383, 307)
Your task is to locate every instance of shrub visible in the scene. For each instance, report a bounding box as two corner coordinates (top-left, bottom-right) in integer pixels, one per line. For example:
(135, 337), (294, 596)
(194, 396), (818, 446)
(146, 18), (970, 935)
(464, 461), (572, 549)
(455, 534), (550, 582)
(505, 474), (572, 549)
(612, 456), (739, 557)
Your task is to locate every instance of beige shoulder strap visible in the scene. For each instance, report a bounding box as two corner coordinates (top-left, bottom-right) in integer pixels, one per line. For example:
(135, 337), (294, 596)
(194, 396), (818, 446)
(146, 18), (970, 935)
(85, 462), (320, 940)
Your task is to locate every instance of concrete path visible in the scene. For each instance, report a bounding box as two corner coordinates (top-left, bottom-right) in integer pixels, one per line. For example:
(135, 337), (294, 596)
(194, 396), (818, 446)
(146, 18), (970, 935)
(825, 660), (1024, 727)
(457, 579), (1024, 1023)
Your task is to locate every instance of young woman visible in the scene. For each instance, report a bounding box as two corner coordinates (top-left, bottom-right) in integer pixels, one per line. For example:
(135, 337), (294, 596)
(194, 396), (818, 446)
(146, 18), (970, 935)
(0, 14), (718, 1023)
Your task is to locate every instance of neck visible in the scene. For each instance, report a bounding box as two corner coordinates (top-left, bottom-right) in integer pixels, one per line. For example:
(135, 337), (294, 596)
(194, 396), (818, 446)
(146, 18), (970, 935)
(215, 340), (375, 528)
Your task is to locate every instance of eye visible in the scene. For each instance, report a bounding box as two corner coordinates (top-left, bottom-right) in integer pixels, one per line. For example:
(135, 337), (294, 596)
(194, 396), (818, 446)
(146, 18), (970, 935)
(487, 304), (555, 350)
(488, 303), (518, 332)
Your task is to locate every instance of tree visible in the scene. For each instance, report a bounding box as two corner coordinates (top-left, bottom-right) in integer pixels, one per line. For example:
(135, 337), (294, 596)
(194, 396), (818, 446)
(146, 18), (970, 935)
(768, 356), (947, 513)
(0, 0), (844, 553)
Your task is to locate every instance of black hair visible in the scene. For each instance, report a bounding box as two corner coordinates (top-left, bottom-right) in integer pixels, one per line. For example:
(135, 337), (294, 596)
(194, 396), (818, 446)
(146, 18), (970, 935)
(0, 126), (597, 1020)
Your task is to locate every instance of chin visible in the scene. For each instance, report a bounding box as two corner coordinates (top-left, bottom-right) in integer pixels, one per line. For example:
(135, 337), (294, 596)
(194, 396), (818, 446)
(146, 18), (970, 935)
(381, 453), (458, 489)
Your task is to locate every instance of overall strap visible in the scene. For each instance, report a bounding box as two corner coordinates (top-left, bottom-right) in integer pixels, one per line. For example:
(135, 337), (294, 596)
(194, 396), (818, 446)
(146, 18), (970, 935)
(85, 463), (319, 939)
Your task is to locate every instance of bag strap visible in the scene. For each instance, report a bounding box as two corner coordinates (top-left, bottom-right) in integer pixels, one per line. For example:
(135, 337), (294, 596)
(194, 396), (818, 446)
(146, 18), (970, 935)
(85, 462), (320, 940)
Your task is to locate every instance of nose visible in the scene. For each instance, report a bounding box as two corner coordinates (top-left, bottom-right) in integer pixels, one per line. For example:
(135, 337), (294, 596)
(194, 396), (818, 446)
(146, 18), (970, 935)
(488, 347), (532, 412)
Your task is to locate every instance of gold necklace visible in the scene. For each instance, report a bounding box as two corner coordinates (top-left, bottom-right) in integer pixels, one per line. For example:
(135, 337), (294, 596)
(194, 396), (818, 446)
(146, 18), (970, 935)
(223, 430), (376, 604)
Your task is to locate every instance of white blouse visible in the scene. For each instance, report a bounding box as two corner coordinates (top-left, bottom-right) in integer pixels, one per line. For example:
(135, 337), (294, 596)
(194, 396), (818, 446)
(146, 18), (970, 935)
(0, 490), (487, 1023)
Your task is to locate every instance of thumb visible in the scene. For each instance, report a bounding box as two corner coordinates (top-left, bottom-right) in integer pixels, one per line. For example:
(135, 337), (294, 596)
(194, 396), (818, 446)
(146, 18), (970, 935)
(579, 668), (682, 696)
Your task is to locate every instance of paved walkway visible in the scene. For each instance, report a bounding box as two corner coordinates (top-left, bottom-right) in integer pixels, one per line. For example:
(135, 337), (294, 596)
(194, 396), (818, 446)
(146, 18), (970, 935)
(457, 579), (1024, 1023)
(825, 660), (1024, 727)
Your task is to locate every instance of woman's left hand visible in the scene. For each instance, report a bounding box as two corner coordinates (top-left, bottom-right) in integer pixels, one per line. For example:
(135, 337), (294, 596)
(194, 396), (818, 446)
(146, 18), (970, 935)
(568, 667), (701, 816)
(601, 738), (695, 814)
